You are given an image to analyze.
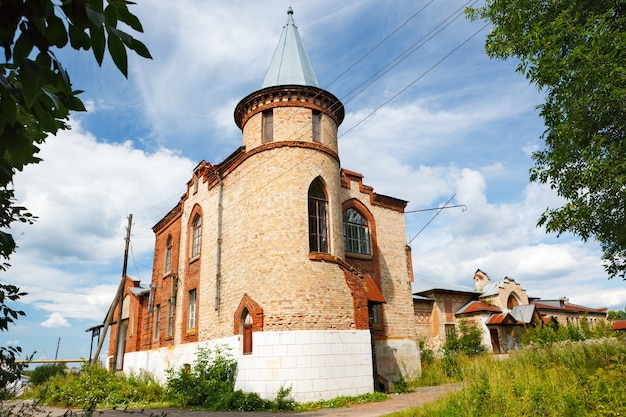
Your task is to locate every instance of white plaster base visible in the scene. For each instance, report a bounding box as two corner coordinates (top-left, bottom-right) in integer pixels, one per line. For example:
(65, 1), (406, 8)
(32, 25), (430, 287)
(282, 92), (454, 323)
(121, 329), (374, 402)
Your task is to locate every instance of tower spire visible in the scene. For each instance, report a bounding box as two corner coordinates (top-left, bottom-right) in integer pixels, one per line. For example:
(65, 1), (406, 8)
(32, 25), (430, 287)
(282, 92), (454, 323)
(261, 8), (319, 88)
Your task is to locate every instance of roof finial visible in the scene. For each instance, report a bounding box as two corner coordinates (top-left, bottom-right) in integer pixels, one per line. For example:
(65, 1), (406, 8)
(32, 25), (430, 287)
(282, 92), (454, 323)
(287, 7), (293, 15)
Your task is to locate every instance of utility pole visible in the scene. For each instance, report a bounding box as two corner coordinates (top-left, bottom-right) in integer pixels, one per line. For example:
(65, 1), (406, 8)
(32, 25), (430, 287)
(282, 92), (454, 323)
(54, 337), (60, 360)
(91, 214), (132, 367)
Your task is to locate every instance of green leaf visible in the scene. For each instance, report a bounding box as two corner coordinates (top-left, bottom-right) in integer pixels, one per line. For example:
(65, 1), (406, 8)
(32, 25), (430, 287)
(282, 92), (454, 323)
(131, 38), (152, 59)
(89, 25), (106, 65)
(19, 60), (43, 108)
(107, 30), (128, 77)
(45, 15), (68, 48)
(113, 2), (144, 32)
(68, 24), (91, 51)
(85, 8), (105, 28)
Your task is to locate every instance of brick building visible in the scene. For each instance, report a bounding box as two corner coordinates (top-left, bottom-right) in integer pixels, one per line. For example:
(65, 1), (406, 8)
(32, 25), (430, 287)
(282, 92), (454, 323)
(413, 269), (608, 353)
(107, 8), (420, 402)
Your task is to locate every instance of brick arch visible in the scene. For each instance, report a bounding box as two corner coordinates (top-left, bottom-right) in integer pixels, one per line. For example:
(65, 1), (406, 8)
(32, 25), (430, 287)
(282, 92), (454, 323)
(233, 294), (264, 334)
(342, 199), (377, 248)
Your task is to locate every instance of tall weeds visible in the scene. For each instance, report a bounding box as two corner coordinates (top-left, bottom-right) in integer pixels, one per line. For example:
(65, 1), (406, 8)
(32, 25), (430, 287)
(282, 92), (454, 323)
(393, 338), (626, 417)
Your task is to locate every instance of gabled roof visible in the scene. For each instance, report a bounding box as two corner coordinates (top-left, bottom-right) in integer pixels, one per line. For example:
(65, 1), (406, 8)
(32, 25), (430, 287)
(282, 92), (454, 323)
(456, 301), (501, 315)
(612, 320), (626, 331)
(261, 8), (319, 88)
(509, 304), (537, 324)
(486, 313), (518, 325)
(532, 300), (606, 315)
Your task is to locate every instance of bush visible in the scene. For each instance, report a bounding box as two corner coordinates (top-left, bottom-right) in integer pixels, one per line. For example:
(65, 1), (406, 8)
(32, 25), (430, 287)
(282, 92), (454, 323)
(443, 319), (486, 356)
(166, 346), (237, 408)
(28, 363), (67, 386)
(166, 347), (297, 412)
(35, 364), (165, 409)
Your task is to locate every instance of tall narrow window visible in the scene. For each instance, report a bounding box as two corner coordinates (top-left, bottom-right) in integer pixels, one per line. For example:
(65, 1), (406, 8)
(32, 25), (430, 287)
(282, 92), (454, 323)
(242, 310), (253, 354)
(308, 179), (329, 253)
(153, 304), (161, 340)
(262, 109), (273, 143)
(166, 302), (174, 338)
(164, 235), (173, 274)
(312, 110), (321, 142)
(343, 208), (371, 255)
(187, 289), (197, 330)
(191, 214), (202, 258)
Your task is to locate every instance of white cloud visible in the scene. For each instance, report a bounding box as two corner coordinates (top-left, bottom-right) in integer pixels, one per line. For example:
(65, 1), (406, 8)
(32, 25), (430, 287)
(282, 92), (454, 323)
(8, 120), (196, 323)
(41, 313), (70, 328)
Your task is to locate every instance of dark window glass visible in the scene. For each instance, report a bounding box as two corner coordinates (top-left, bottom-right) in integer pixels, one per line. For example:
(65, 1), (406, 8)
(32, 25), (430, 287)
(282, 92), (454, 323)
(308, 179), (328, 253)
(343, 208), (371, 254)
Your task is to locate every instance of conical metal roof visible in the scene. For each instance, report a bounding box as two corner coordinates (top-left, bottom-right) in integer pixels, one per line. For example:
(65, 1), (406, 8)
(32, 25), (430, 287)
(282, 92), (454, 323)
(261, 8), (319, 88)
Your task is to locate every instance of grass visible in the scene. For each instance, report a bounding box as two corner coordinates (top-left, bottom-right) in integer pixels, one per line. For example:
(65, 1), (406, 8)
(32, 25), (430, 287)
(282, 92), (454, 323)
(387, 338), (626, 417)
(298, 391), (388, 410)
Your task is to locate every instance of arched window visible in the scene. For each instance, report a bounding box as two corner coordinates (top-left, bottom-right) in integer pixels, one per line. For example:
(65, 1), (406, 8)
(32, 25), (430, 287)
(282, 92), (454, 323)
(308, 179), (328, 253)
(507, 293), (519, 309)
(343, 208), (371, 255)
(191, 214), (202, 257)
(164, 235), (173, 274)
(242, 310), (253, 354)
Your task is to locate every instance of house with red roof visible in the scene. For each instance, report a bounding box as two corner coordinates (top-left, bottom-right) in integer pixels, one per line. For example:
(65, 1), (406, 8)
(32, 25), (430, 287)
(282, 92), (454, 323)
(413, 269), (608, 353)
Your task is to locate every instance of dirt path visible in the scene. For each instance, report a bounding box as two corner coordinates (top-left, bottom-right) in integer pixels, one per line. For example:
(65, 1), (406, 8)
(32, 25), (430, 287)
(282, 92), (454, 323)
(24, 383), (462, 417)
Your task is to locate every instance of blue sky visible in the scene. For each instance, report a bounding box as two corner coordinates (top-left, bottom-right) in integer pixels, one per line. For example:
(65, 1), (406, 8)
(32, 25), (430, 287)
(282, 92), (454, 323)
(5, 0), (626, 363)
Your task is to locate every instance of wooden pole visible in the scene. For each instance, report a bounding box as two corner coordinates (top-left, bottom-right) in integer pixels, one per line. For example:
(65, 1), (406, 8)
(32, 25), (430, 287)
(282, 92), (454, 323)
(90, 214), (132, 366)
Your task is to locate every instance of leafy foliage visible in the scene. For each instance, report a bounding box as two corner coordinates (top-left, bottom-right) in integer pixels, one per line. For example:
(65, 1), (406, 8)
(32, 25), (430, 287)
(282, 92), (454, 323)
(28, 363), (67, 386)
(443, 319), (486, 356)
(608, 308), (626, 321)
(521, 319), (615, 346)
(165, 346), (298, 412)
(0, 0), (150, 393)
(33, 363), (165, 409)
(0, 0), (151, 266)
(467, 1), (626, 279)
(0, 282), (27, 399)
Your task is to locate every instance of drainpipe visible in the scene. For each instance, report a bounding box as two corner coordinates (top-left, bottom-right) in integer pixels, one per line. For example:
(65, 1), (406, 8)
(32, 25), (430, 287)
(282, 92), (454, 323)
(215, 170), (223, 310)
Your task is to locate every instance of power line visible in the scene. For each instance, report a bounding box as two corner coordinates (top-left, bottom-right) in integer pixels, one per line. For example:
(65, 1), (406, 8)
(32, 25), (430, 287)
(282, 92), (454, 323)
(408, 195), (464, 244)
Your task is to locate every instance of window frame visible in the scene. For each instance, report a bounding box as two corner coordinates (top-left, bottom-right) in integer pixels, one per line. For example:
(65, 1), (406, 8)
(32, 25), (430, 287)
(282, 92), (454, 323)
(242, 310), (253, 355)
(262, 108), (273, 143)
(191, 214), (202, 258)
(187, 289), (197, 331)
(312, 110), (321, 143)
(153, 304), (161, 341)
(164, 235), (173, 274)
(308, 179), (329, 253)
(343, 208), (371, 255)
(166, 301), (174, 338)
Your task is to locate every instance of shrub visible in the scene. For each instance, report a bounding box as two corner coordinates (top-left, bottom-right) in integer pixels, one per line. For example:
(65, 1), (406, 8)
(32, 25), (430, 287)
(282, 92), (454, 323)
(28, 363), (67, 386)
(36, 364), (165, 409)
(443, 319), (486, 356)
(166, 346), (238, 409)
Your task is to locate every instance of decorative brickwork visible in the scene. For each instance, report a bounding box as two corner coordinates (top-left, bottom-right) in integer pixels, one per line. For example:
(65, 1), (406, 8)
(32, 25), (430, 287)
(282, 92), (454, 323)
(233, 294), (264, 334)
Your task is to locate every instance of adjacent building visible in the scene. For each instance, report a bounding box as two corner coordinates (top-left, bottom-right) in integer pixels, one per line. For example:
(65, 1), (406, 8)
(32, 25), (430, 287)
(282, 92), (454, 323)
(413, 269), (608, 353)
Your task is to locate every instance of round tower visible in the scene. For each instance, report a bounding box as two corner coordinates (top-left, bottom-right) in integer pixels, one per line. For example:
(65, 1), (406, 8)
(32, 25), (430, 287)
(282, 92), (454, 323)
(216, 8), (355, 336)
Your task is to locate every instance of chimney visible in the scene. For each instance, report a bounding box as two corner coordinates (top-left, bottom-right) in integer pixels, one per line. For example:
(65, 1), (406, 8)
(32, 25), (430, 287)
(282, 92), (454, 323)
(473, 269), (491, 292)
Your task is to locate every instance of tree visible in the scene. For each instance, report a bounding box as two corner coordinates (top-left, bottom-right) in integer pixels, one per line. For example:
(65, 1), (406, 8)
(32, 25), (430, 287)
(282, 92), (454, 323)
(0, 0), (150, 386)
(467, 1), (626, 279)
(608, 308), (626, 321)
